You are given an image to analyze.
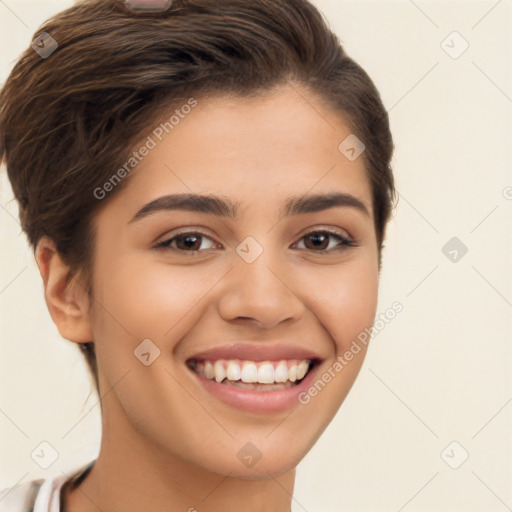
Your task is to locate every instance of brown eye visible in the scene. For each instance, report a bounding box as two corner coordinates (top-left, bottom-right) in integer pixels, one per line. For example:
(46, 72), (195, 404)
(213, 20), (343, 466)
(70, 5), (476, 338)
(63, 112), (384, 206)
(155, 231), (217, 252)
(173, 233), (202, 251)
(304, 232), (330, 251)
(294, 230), (355, 253)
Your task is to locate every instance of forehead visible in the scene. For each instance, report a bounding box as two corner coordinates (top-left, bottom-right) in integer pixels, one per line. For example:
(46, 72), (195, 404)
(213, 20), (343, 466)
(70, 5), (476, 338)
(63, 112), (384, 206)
(110, 85), (373, 218)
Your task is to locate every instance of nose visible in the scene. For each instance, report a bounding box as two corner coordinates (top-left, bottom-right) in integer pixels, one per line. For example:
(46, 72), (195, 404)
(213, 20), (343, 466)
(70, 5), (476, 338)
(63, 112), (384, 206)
(216, 248), (306, 330)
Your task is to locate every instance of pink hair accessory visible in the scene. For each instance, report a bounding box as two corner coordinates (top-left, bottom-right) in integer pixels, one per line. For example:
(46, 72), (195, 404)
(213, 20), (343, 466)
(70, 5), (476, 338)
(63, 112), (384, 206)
(122, 0), (173, 12)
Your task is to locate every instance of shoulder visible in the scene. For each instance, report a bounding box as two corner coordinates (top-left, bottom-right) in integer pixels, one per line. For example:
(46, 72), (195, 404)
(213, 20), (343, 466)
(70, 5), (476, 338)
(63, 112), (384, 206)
(0, 476), (47, 511)
(0, 460), (95, 512)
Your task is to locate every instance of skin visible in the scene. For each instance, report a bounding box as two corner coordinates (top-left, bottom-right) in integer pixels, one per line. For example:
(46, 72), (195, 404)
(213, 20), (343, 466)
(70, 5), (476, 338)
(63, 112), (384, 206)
(35, 83), (379, 512)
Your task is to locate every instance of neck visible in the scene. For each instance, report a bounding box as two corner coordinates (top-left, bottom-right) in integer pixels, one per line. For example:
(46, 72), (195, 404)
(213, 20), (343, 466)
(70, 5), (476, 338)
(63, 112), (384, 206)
(65, 395), (296, 512)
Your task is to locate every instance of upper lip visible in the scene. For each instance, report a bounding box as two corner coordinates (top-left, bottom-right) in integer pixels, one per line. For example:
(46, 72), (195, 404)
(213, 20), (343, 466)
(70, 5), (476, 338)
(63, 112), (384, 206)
(186, 343), (325, 363)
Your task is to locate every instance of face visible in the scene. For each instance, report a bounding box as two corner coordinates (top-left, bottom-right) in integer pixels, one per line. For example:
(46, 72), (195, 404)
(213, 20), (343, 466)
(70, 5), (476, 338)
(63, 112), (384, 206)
(86, 84), (379, 478)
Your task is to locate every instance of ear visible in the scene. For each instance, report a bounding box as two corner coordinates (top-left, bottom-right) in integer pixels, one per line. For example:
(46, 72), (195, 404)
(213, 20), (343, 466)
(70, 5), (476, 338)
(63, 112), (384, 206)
(35, 236), (93, 344)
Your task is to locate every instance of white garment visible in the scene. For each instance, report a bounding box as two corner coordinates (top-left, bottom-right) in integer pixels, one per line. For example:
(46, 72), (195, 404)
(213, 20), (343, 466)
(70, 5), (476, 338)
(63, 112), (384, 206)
(0, 459), (94, 512)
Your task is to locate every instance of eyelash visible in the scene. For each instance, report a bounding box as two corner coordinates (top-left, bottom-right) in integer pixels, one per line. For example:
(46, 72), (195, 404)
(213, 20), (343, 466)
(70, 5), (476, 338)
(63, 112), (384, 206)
(154, 228), (356, 255)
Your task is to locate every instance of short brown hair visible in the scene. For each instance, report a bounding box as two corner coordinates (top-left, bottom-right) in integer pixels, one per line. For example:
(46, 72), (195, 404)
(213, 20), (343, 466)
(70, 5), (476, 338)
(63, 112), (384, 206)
(0, 0), (395, 395)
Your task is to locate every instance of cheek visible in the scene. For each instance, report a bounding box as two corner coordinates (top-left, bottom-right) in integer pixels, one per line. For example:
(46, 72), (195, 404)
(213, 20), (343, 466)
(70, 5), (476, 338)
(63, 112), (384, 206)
(277, 255), (379, 456)
(300, 254), (379, 355)
(333, 267), (379, 352)
(89, 250), (219, 351)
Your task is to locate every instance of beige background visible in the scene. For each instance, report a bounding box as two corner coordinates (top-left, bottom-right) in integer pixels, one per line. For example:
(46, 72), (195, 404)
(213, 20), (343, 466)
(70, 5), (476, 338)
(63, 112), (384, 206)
(1, 1), (511, 510)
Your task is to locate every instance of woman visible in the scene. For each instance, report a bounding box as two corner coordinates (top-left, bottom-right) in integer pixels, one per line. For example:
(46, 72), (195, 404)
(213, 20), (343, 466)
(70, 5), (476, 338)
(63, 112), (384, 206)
(0, 0), (395, 510)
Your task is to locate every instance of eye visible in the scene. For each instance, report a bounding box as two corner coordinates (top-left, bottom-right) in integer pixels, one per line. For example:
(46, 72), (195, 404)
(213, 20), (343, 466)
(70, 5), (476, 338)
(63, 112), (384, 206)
(154, 228), (356, 255)
(154, 230), (218, 253)
(292, 229), (356, 253)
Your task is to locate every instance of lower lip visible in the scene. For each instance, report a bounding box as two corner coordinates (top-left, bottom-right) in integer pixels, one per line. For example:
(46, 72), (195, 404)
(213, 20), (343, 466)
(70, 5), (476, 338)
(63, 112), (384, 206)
(189, 363), (320, 414)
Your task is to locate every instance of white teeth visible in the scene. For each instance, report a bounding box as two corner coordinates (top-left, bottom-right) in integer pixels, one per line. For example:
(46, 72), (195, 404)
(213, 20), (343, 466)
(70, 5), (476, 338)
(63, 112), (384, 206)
(204, 361), (215, 380)
(296, 360), (309, 380)
(240, 362), (258, 383)
(274, 361), (288, 383)
(226, 361), (241, 381)
(193, 358), (312, 385)
(214, 360), (226, 383)
(257, 362), (274, 384)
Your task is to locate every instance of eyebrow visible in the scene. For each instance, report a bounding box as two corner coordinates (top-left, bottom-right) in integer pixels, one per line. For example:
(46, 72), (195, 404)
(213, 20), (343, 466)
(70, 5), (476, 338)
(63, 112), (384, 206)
(129, 191), (370, 223)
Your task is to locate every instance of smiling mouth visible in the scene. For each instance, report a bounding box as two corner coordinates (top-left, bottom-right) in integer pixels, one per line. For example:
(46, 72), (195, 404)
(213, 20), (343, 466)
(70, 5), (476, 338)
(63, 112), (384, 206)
(186, 358), (317, 391)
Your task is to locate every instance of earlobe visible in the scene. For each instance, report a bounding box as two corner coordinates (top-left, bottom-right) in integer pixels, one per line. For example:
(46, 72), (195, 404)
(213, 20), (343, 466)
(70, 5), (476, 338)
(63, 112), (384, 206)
(35, 236), (94, 344)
